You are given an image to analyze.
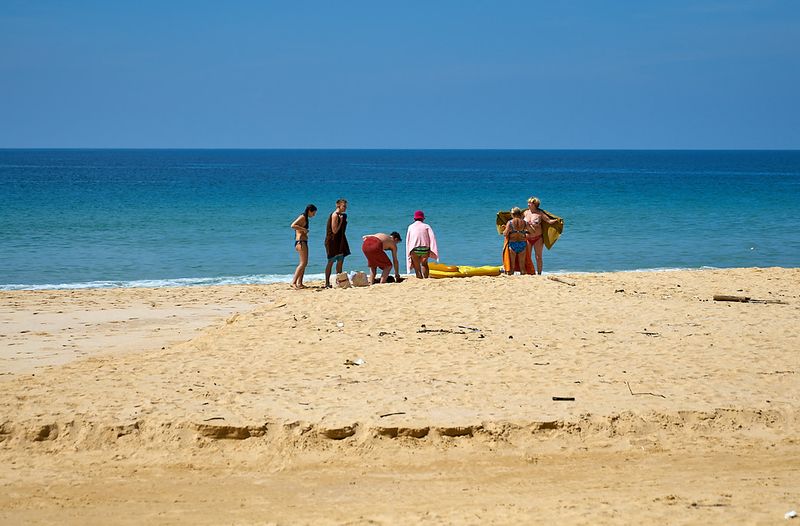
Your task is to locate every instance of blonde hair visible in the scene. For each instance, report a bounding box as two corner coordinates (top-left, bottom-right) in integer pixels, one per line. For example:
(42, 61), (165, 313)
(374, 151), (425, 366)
(528, 196), (540, 206)
(510, 206), (523, 218)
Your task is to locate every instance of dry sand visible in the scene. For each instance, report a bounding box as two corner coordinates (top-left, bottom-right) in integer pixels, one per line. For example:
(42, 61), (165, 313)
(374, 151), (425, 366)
(1, 268), (799, 524)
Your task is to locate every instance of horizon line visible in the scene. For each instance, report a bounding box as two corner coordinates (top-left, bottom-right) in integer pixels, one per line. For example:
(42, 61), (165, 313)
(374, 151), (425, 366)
(1, 147), (799, 152)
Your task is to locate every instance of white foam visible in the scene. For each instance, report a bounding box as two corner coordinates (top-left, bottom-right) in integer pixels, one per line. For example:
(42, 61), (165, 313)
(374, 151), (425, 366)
(1, 266), (730, 291)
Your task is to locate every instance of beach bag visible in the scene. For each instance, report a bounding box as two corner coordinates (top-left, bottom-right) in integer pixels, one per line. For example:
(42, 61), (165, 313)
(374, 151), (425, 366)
(350, 271), (369, 287)
(331, 272), (351, 289)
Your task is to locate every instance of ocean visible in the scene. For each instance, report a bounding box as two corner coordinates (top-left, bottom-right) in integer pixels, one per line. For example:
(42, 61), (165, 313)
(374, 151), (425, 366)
(1, 149), (798, 290)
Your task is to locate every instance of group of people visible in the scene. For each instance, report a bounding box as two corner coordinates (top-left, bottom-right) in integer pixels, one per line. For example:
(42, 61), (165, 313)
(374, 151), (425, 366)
(290, 200), (439, 289)
(502, 196), (559, 275)
(290, 196), (554, 289)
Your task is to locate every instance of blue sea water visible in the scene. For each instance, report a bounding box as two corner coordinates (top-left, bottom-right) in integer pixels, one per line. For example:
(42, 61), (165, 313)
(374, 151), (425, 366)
(1, 149), (799, 290)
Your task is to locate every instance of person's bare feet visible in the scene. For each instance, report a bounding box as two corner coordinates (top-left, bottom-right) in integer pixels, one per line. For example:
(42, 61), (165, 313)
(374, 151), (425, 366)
(291, 283), (307, 290)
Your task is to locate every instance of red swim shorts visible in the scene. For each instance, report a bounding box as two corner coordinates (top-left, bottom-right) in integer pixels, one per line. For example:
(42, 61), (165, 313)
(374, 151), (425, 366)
(362, 236), (392, 269)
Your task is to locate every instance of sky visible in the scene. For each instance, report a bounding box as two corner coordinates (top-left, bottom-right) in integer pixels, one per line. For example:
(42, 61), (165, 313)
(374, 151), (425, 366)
(1, 1), (798, 149)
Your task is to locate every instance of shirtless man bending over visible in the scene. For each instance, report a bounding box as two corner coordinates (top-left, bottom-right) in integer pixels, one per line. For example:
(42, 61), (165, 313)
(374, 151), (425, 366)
(361, 232), (402, 284)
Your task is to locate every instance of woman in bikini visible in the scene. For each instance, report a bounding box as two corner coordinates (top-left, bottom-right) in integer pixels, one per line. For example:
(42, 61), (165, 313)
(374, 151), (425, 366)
(503, 207), (533, 275)
(524, 196), (558, 275)
(290, 204), (317, 289)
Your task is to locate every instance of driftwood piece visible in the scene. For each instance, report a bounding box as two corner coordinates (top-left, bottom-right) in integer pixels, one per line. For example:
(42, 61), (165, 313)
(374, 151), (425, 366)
(713, 295), (787, 305)
(418, 324), (473, 335)
(547, 276), (576, 286)
(417, 328), (468, 334)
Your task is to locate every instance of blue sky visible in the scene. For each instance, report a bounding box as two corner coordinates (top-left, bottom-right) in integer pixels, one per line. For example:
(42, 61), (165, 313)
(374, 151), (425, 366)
(1, 1), (798, 148)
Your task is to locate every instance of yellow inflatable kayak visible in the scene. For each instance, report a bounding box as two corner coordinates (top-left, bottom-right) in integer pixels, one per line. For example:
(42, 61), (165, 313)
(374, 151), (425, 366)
(429, 263), (503, 279)
(428, 262), (459, 273)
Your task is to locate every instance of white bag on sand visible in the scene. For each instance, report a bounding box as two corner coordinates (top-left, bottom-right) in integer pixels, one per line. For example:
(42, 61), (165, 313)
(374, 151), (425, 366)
(350, 271), (369, 287)
(331, 272), (351, 289)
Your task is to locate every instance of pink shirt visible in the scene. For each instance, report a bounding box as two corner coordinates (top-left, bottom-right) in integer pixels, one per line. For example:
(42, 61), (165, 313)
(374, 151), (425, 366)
(405, 221), (439, 274)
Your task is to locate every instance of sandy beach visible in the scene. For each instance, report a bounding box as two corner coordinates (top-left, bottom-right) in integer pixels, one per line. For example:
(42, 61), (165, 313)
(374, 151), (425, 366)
(1, 267), (798, 524)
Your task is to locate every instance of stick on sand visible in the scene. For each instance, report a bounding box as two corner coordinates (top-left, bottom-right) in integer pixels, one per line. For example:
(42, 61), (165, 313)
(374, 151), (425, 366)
(547, 276), (576, 286)
(713, 295), (787, 305)
(625, 381), (666, 398)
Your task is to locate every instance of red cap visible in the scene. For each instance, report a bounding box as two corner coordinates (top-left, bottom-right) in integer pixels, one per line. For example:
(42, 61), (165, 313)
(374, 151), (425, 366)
(414, 210), (425, 220)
